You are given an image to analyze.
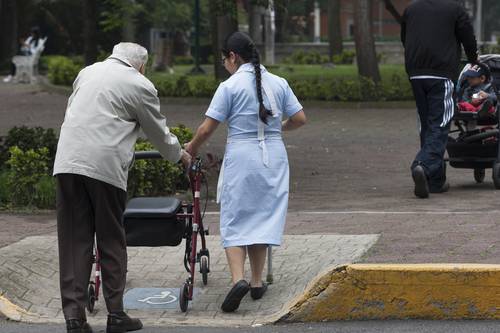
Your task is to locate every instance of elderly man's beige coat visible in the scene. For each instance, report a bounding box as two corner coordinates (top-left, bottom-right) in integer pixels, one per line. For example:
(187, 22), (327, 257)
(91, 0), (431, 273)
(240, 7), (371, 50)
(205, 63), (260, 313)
(53, 55), (181, 191)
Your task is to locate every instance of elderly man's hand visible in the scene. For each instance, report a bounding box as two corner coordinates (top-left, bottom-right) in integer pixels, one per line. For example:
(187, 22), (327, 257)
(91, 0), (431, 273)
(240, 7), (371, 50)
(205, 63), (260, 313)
(184, 141), (197, 158)
(180, 150), (192, 170)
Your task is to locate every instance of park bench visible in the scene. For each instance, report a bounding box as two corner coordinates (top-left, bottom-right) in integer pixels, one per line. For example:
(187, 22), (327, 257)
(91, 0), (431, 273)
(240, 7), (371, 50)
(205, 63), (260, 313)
(12, 37), (47, 84)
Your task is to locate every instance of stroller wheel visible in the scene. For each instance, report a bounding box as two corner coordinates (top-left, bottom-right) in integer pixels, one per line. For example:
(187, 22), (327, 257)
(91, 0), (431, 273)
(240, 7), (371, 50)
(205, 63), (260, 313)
(179, 282), (189, 312)
(200, 256), (209, 286)
(87, 283), (96, 313)
(493, 163), (500, 189)
(474, 169), (486, 183)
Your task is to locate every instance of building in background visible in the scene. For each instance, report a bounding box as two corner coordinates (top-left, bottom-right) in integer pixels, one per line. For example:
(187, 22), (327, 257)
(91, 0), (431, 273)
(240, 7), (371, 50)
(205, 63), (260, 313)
(320, 0), (410, 41)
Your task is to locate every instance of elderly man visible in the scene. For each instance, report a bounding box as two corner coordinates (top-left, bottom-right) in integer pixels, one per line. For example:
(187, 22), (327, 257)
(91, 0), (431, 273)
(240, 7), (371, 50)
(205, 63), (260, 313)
(53, 42), (191, 333)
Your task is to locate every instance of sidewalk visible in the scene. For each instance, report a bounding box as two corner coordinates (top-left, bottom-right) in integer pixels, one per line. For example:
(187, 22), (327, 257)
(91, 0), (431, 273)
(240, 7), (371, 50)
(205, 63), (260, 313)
(0, 234), (378, 326)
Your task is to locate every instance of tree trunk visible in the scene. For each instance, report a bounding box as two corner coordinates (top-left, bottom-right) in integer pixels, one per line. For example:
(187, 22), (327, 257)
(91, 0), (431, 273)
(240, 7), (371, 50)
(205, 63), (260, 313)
(83, 0), (98, 66)
(328, 0), (343, 61)
(353, 0), (381, 83)
(249, 4), (264, 44)
(209, 1), (238, 80)
(264, 1), (276, 64)
(0, 0), (18, 66)
(274, 0), (288, 43)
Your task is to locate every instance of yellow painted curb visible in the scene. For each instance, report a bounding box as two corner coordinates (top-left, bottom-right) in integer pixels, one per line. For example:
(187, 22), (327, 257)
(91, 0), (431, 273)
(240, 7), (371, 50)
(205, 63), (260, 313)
(279, 264), (500, 322)
(0, 295), (35, 321)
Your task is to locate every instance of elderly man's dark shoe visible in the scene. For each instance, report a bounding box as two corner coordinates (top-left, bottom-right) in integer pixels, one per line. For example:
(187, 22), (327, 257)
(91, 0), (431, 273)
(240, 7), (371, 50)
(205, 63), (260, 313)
(66, 319), (93, 333)
(106, 311), (143, 333)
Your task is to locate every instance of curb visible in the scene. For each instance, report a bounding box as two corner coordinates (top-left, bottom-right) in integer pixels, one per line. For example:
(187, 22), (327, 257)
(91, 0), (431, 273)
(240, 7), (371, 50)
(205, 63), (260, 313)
(279, 264), (500, 322)
(0, 295), (36, 321)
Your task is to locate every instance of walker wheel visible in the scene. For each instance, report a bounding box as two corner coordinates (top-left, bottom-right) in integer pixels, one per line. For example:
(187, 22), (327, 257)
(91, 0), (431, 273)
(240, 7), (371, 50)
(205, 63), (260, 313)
(474, 168), (486, 183)
(200, 256), (209, 286)
(493, 163), (500, 189)
(87, 282), (96, 313)
(179, 282), (189, 313)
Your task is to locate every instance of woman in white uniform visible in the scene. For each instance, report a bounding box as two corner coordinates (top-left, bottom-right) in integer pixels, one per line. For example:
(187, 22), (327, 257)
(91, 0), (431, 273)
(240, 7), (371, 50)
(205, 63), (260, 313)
(185, 32), (306, 312)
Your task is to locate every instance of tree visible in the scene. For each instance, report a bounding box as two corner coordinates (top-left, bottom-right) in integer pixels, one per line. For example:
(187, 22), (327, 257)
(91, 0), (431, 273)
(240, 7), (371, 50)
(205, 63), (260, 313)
(147, 0), (192, 72)
(248, 0), (265, 44)
(353, 0), (380, 83)
(327, 0), (342, 61)
(209, 0), (238, 80)
(83, 0), (98, 65)
(0, 0), (18, 67)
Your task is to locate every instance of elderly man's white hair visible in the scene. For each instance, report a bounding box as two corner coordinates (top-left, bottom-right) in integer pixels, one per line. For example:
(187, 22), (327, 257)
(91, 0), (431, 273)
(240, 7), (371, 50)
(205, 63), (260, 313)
(112, 42), (148, 71)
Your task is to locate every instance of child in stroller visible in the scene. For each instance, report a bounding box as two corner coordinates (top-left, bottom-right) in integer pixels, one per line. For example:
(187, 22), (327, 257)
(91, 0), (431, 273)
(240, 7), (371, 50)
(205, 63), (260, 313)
(446, 55), (500, 188)
(457, 63), (497, 118)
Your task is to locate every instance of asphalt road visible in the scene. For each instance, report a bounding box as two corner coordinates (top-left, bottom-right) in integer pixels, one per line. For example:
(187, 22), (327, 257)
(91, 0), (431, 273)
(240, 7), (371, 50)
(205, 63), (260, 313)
(1, 320), (500, 333)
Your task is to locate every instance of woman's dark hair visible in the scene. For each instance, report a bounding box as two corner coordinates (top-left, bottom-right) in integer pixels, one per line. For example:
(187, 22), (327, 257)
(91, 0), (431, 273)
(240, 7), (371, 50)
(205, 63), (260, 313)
(222, 31), (272, 124)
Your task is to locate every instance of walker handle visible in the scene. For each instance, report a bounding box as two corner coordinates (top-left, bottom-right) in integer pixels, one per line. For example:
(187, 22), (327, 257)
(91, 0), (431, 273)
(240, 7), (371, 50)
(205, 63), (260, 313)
(134, 151), (162, 160)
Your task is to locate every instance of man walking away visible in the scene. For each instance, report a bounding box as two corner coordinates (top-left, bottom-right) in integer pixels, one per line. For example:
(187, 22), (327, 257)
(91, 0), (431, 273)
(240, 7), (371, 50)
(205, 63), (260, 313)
(401, 0), (478, 198)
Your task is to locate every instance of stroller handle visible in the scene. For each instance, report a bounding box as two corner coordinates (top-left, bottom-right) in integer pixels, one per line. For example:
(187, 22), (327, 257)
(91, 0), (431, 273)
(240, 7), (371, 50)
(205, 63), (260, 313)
(134, 151), (162, 160)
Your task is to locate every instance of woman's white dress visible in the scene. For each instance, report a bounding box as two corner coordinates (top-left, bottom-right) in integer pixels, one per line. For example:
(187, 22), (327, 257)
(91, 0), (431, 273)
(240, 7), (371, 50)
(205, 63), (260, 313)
(205, 63), (302, 248)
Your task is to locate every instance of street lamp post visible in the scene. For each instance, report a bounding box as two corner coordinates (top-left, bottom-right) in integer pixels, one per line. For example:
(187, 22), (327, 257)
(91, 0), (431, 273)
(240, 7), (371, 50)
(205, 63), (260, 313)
(190, 0), (205, 74)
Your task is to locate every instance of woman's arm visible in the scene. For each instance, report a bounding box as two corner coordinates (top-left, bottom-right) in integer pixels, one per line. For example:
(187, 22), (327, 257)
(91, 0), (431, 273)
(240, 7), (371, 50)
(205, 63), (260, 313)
(282, 110), (306, 131)
(185, 117), (220, 157)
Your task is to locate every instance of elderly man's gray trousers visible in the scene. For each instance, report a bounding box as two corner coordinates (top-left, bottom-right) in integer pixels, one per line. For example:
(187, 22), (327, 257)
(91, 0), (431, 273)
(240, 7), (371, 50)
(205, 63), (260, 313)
(56, 173), (127, 320)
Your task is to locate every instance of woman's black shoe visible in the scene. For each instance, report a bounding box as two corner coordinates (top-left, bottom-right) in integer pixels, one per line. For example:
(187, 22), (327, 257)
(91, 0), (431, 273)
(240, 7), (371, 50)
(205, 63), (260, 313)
(221, 280), (250, 312)
(66, 319), (93, 333)
(250, 282), (268, 300)
(106, 311), (143, 333)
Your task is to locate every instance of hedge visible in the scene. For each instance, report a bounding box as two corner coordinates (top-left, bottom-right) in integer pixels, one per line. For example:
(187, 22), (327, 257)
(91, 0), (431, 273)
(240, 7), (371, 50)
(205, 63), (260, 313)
(0, 125), (193, 210)
(46, 55), (413, 102)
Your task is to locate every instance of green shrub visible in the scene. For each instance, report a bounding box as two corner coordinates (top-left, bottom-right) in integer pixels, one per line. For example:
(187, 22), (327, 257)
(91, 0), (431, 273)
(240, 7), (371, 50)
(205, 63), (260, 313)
(47, 56), (81, 86)
(284, 50), (329, 65)
(190, 76), (218, 97)
(0, 170), (9, 206)
(0, 126), (58, 169)
(127, 140), (184, 197)
(34, 175), (56, 209)
(128, 125), (193, 198)
(332, 50), (356, 65)
(154, 76), (177, 97)
(6, 146), (51, 207)
(171, 124), (194, 145)
(174, 56), (194, 65)
(174, 76), (192, 97)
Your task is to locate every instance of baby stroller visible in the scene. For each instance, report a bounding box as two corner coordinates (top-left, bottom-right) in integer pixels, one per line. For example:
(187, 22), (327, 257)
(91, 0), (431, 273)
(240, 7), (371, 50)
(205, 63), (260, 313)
(446, 54), (500, 189)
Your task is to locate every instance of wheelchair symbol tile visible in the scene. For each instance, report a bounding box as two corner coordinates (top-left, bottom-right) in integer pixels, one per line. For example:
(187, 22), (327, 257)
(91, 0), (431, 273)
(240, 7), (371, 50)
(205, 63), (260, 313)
(124, 288), (199, 310)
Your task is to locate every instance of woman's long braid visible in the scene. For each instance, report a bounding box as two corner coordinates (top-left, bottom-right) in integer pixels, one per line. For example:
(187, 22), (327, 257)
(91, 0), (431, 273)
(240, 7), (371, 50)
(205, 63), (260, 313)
(251, 48), (272, 124)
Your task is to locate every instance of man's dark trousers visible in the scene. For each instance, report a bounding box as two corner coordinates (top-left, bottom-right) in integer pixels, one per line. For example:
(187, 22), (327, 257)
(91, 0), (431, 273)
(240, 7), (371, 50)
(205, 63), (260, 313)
(56, 173), (127, 320)
(410, 78), (454, 191)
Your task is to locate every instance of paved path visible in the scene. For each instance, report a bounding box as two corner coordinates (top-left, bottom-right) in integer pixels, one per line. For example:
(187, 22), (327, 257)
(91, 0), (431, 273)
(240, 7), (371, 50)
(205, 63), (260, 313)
(1, 83), (500, 264)
(0, 234), (378, 326)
